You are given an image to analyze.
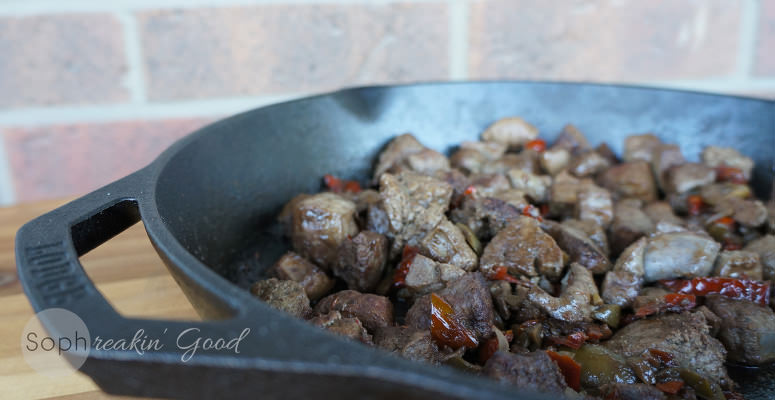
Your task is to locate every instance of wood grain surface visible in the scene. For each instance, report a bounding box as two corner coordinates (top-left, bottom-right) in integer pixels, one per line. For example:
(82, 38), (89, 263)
(0, 198), (200, 399)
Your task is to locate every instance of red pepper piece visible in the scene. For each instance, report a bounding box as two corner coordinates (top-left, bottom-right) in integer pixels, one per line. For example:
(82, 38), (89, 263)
(324, 174), (361, 193)
(714, 216), (736, 228)
(715, 166), (747, 184)
(430, 293), (478, 349)
(477, 335), (501, 364)
(648, 348), (676, 366)
(488, 266), (521, 284)
(392, 245), (419, 288)
(546, 350), (581, 391)
(660, 277), (771, 306)
(343, 180), (362, 193)
(539, 204), (550, 218)
(687, 195), (704, 216)
(504, 329), (514, 342)
(656, 381), (684, 394)
(525, 138), (547, 152)
(521, 204), (543, 221)
(634, 294), (697, 317)
(463, 185), (477, 197)
(547, 331), (587, 350)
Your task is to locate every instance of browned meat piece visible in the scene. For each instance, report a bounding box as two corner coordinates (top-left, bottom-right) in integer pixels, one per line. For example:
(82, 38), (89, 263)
(480, 216), (565, 280)
(609, 199), (654, 256)
(705, 295), (775, 365)
(540, 147), (571, 176)
(601, 237), (646, 307)
(482, 351), (568, 394)
(600, 383), (666, 400)
(506, 169), (551, 202)
(374, 326), (443, 363)
(468, 173), (511, 196)
(481, 151), (541, 175)
(630, 287), (670, 310)
(373, 133), (448, 179)
(549, 170), (581, 217)
(270, 252), (334, 301)
(406, 272), (494, 341)
(699, 182), (751, 206)
(349, 188), (381, 215)
(291, 192), (359, 269)
(716, 198), (768, 228)
(568, 150), (611, 177)
(664, 163), (716, 193)
(436, 168), (470, 199)
(623, 133), (661, 162)
(599, 161), (657, 202)
(401, 254), (465, 298)
(378, 171), (453, 257)
(450, 195), (525, 240)
(702, 146), (754, 180)
(314, 290), (393, 332)
(542, 220), (610, 274)
(576, 183), (613, 228)
(643, 231), (720, 282)
(694, 305), (722, 337)
(250, 278), (312, 319)
(712, 250), (763, 280)
(563, 219), (609, 255)
(309, 311), (373, 344)
(644, 201), (684, 226)
(334, 231), (389, 292)
(449, 141), (507, 174)
(366, 203), (390, 235)
(663, 163), (716, 194)
(481, 116), (539, 148)
(553, 124), (591, 153)
(745, 235), (775, 281)
(651, 144), (685, 190)
(277, 193), (311, 234)
(595, 142), (619, 164)
(418, 219), (478, 271)
(603, 312), (730, 388)
(521, 263), (597, 322)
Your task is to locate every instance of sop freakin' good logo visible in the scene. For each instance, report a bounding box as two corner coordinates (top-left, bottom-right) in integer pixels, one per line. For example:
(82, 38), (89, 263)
(21, 308), (90, 377)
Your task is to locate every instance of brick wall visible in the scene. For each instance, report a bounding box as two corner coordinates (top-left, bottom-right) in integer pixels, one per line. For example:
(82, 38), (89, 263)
(0, 0), (772, 205)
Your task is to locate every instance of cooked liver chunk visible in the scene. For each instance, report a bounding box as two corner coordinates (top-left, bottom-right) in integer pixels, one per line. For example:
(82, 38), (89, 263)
(271, 252), (334, 301)
(418, 219), (478, 271)
(374, 326), (442, 363)
(716, 198), (769, 228)
(702, 146), (754, 180)
(712, 250), (763, 280)
(600, 383), (666, 400)
(250, 278), (312, 319)
(291, 192), (359, 269)
(402, 254), (465, 298)
(568, 150), (611, 177)
(601, 237), (646, 307)
(599, 161), (657, 202)
(373, 133), (449, 178)
(705, 295), (775, 365)
(609, 199), (654, 256)
(309, 311), (373, 344)
(553, 124), (590, 153)
(480, 216), (565, 280)
(450, 141), (507, 174)
(334, 231), (389, 292)
(603, 312), (730, 388)
(406, 272), (494, 342)
(542, 220), (610, 274)
(576, 183), (614, 229)
(623, 133), (661, 162)
(314, 290), (393, 332)
(481, 116), (539, 148)
(663, 163), (716, 194)
(482, 351), (568, 394)
(744, 235), (775, 281)
(506, 169), (551, 203)
(643, 231), (720, 282)
(378, 171), (453, 257)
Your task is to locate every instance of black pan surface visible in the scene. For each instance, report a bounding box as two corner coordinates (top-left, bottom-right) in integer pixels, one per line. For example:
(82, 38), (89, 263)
(16, 82), (775, 399)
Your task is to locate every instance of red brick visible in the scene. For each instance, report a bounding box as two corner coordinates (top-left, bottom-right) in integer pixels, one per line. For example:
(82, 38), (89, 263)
(468, 0), (741, 81)
(3, 119), (213, 202)
(0, 14), (128, 109)
(138, 3), (448, 100)
(754, 0), (775, 76)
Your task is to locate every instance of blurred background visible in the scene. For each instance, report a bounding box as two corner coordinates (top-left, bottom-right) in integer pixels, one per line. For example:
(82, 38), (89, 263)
(0, 0), (772, 206)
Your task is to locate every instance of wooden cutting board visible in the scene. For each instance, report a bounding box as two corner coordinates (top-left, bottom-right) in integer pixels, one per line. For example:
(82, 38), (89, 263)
(0, 198), (200, 399)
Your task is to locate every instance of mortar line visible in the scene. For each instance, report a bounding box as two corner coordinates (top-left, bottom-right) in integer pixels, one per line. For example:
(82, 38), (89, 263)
(0, 94), (304, 126)
(116, 11), (147, 103)
(736, 0), (760, 78)
(0, 0), (445, 15)
(448, 0), (469, 80)
(0, 134), (17, 206)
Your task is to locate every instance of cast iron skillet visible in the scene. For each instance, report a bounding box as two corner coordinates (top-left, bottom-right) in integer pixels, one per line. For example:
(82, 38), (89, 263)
(15, 82), (775, 399)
